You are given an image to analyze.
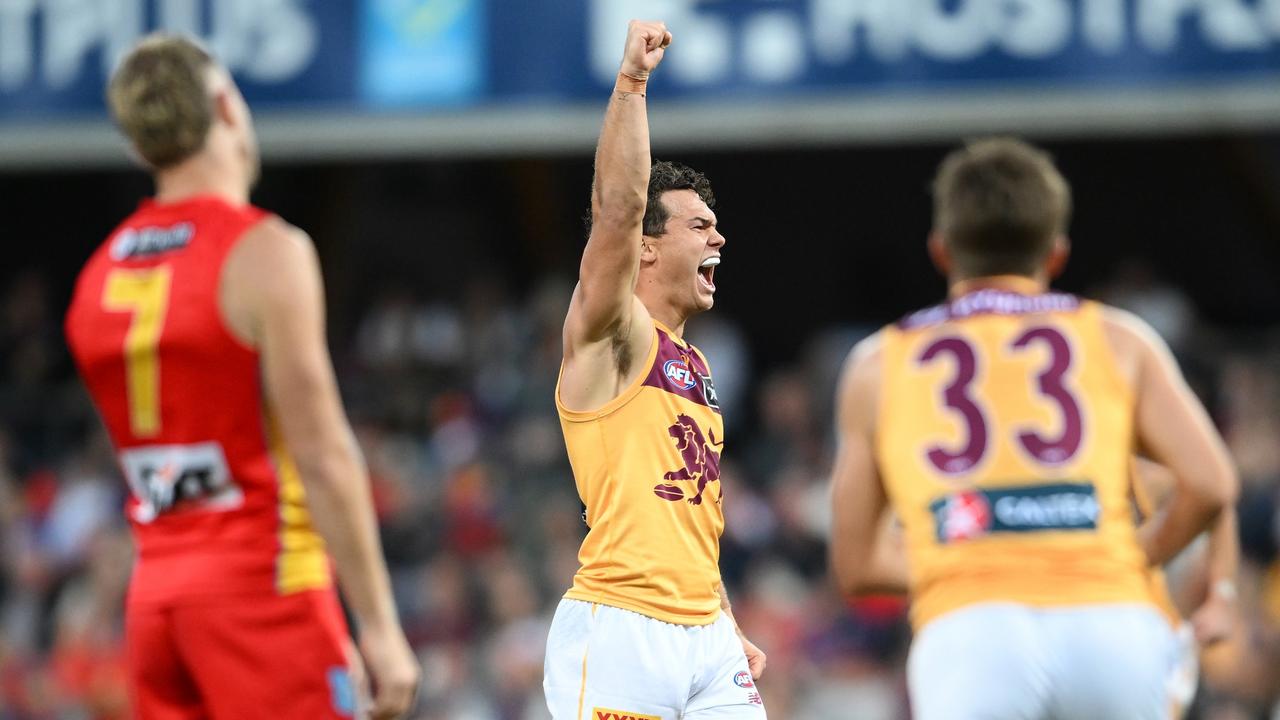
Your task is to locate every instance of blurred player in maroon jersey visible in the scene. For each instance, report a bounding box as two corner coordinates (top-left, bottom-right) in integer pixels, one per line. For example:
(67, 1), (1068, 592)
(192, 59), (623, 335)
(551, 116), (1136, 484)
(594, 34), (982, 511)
(64, 35), (418, 720)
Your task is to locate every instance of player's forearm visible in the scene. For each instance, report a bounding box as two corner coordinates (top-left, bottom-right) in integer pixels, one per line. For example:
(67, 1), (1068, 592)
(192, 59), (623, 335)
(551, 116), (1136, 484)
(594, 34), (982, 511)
(1140, 488), (1224, 567)
(1204, 504), (1239, 591)
(294, 435), (401, 632)
(590, 74), (650, 233)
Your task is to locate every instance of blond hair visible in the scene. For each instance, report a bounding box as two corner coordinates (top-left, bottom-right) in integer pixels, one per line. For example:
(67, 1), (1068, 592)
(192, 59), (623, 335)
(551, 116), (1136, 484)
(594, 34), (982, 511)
(107, 34), (215, 169)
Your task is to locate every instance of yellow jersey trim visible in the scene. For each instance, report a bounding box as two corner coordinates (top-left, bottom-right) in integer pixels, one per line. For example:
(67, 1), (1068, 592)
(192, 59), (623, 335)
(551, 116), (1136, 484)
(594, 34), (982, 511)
(264, 409), (331, 595)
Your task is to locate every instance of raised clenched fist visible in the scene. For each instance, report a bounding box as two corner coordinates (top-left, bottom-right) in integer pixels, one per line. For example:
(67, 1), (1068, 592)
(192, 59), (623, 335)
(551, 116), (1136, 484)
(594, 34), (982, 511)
(619, 20), (672, 81)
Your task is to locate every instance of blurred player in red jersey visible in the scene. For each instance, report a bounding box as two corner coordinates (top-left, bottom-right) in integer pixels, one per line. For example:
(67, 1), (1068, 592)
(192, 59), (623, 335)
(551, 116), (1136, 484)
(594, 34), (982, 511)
(63, 35), (418, 720)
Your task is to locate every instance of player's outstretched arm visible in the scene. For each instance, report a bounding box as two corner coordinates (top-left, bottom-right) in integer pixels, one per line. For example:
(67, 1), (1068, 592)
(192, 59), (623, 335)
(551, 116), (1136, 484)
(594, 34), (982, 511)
(830, 334), (901, 596)
(562, 21), (671, 390)
(1104, 308), (1239, 567)
(222, 220), (419, 720)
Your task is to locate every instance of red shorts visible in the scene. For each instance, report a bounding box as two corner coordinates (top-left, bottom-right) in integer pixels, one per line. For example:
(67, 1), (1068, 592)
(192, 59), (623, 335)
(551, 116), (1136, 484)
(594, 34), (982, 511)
(126, 589), (354, 720)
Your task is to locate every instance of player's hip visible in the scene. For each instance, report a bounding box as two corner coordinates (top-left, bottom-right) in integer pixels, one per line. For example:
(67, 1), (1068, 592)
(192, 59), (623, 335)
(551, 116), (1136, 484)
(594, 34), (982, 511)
(544, 599), (764, 719)
(909, 567), (1157, 630)
(908, 601), (1175, 720)
(565, 571), (721, 626)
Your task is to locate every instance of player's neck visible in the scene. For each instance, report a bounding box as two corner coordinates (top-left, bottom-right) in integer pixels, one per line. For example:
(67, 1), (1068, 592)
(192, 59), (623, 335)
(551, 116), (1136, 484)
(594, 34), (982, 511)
(640, 298), (688, 338)
(948, 273), (1047, 299)
(153, 153), (249, 207)
(648, 307), (688, 339)
(635, 282), (690, 338)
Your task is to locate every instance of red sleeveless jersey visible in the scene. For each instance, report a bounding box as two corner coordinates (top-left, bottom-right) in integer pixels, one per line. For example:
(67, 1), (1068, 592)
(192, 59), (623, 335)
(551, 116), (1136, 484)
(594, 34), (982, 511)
(65, 195), (331, 606)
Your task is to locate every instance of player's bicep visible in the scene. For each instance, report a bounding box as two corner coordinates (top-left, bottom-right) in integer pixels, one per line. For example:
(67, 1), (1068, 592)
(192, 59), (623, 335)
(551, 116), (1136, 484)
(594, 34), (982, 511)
(829, 339), (889, 596)
(1128, 321), (1235, 507)
(569, 226), (643, 344)
(243, 228), (346, 450)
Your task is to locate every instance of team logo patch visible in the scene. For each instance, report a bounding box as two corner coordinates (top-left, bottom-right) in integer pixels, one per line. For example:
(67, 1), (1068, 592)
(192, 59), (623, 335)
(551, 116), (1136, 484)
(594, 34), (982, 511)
(734, 670), (754, 688)
(327, 667), (356, 716)
(930, 481), (1100, 543)
(663, 358), (699, 390)
(653, 413), (723, 506)
(592, 709), (661, 720)
(110, 222), (194, 260)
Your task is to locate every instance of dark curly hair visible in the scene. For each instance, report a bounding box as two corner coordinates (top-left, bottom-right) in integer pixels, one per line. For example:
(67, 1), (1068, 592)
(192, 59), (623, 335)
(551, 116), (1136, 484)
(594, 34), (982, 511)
(584, 160), (715, 237)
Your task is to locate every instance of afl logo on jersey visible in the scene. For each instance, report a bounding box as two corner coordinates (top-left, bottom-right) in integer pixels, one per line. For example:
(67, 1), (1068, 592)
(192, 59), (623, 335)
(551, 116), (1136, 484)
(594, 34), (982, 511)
(663, 358), (698, 390)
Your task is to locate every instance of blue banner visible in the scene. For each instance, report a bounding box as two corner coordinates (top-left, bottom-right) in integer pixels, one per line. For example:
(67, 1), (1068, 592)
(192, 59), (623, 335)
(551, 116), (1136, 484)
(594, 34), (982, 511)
(2, 0), (1280, 121)
(0, 0), (358, 120)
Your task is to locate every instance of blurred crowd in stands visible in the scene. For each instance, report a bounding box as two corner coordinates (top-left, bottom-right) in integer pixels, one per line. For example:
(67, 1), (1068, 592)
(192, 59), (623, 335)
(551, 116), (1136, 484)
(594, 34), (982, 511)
(0, 261), (1277, 720)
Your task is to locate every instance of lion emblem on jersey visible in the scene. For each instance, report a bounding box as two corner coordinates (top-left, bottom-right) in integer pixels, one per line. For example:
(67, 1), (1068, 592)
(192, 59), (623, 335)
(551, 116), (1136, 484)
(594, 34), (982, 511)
(653, 413), (723, 505)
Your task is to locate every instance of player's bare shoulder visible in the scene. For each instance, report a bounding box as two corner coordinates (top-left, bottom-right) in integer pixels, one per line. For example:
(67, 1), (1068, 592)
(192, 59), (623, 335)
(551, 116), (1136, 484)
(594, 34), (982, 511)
(220, 216), (321, 347)
(1097, 303), (1169, 389)
(842, 331), (886, 385)
(836, 330), (887, 428)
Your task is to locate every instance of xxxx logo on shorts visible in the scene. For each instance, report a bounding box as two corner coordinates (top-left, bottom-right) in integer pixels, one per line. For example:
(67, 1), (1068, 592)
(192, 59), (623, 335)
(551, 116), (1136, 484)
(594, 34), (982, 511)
(593, 709), (661, 720)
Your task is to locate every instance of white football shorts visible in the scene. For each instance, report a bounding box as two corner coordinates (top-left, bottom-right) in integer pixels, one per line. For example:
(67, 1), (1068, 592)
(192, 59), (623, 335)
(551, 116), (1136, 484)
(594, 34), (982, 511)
(543, 599), (767, 720)
(908, 602), (1177, 720)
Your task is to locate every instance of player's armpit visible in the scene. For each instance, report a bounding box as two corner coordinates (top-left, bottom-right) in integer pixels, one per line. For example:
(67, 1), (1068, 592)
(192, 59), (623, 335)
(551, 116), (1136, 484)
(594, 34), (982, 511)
(829, 333), (894, 597)
(1104, 308), (1238, 566)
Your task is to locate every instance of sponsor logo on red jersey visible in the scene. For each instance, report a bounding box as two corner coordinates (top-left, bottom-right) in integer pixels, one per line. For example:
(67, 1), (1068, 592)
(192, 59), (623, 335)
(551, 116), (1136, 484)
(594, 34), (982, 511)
(117, 442), (241, 523)
(110, 223), (195, 260)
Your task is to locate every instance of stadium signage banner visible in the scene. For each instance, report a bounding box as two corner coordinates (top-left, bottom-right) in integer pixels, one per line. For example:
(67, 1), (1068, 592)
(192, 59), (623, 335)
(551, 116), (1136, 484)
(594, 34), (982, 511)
(586, 0), (1280, 95)
(2, 0), (1279, 120)
(0, 0), (355, 119)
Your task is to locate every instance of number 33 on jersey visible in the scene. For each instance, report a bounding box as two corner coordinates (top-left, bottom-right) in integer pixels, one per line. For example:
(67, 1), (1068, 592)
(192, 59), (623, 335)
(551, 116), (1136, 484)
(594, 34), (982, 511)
(877, 286), (1152, 629)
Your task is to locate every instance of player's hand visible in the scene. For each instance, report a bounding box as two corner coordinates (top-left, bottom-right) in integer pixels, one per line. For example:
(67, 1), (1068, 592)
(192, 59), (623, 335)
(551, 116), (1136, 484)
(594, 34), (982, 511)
(1191, 591), (1238, 646)
(344, 638), (373, 717)
(359, 624), (421, 720)
(619, 20), (672, 81)
(741, 634), (767, 680)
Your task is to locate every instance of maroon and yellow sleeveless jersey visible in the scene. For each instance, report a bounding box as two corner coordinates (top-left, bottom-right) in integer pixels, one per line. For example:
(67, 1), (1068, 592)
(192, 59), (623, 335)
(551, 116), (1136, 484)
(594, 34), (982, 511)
(876, 279), (1155, 630)
(557, 320), (725, 625)
(65, 195), (330, 605)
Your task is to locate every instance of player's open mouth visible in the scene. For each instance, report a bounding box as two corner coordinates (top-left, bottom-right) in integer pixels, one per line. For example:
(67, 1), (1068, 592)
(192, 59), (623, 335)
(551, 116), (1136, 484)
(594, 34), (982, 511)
(698, 256), (719, 292)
